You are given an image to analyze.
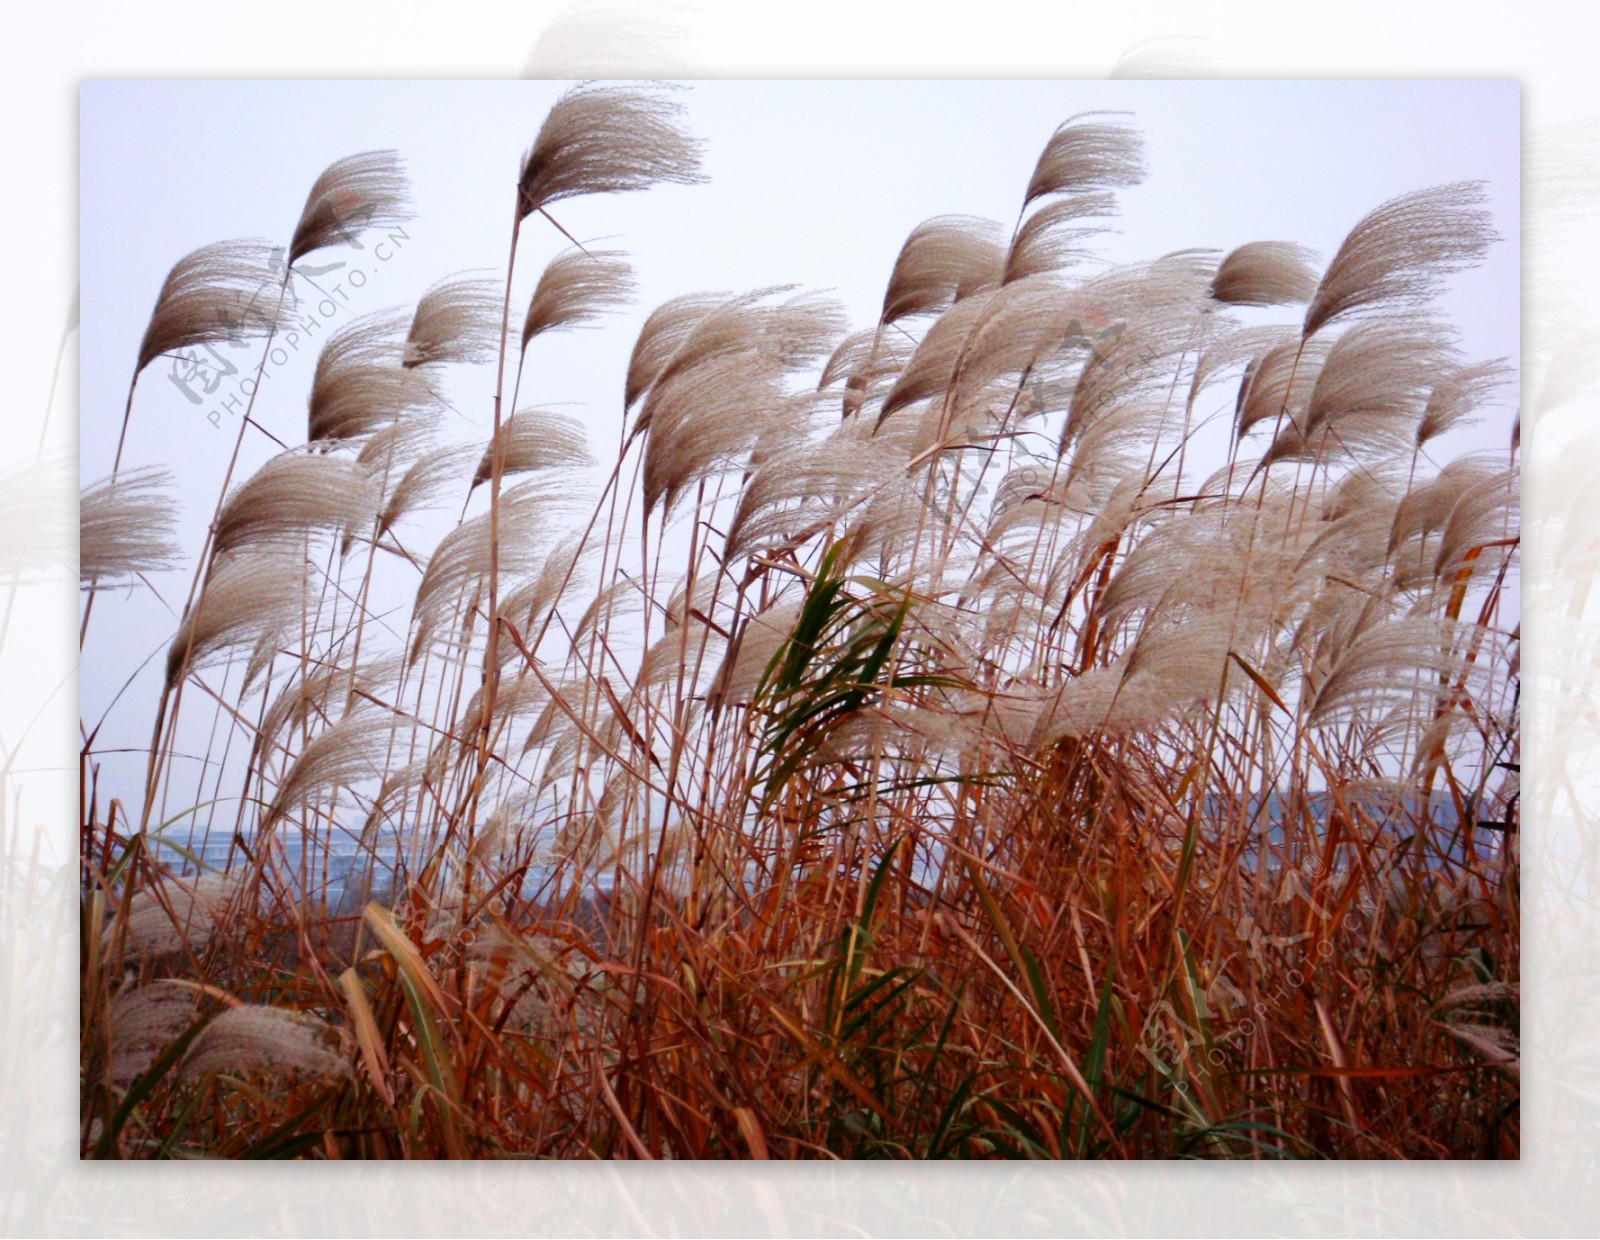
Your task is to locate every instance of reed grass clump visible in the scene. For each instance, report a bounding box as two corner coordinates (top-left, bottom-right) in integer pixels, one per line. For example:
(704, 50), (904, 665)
(81, 86), (1518, 1161)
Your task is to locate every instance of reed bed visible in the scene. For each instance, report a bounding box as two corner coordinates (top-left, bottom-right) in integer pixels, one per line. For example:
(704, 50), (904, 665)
(80, 84), (1518, 1159)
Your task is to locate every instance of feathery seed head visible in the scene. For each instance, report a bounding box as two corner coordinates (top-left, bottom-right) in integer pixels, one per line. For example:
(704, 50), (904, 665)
(405, 273), (501, 368)
(1304, 181), (1496, 337)
(137, 239), (281, 373)
(1211, 241), (1320, 306)
(522, 249), (635, 351)
(1023, 113), (1146, 207)
(80, 467), (180, 585)
(518, 83), (705, 219)
(289, 150), (412, 265)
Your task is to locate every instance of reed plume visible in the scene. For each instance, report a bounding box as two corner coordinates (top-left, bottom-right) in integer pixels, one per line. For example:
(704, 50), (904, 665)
(517, 83), (706, 218)
(1210, 241), (1320, 307)
(1023, 112), (1147, 205)
(163, 552), (306, 688)
(882, 215), (1006, 323)
(405, 273), (502, 369)
(212, 453), (380, 556)
(288, 150), (412, 264)
(521, 249), (636, 351)
(182, 1005), (350, 1082)
(136, 239), (281, 374)
(308, 311), (440, 445)
(472, 409), (593, 488)
(79, 466), (180, 584)
(1303, 182), (1496, 337)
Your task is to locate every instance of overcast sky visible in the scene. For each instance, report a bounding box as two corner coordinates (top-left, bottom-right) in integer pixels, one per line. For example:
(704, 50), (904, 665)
(79, 78), (1520, 809)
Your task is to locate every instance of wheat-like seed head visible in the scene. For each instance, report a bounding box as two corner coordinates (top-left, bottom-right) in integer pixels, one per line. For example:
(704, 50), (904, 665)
(474, 408), (593, 489)
(1307, 613), (1482, 727)
(1417, 357), (1512, 447)
(213, 452), (380, 556)
(412, 477), (578, 656)
(380, 444), (476, 537)
(820, 328), (916, 420)
(880, 290), (1001, 423)
(458, 675), (549, 742)
(308, 310), (440, 444)
(1235, 336), (1331, 441)
(1302, 316), (1458, 442)
(108, 981), (202, 1086)
(1188, 324), (1296, 409)
(165, 552), (307, 688)
(181, 1004), (350, 1082)
(265, 708), (413, 826)
(571, 577), (644, 654)
(259, 654), (401, 752)
(1005, 193), (1118, 284)
(639, 292), (845, 515)
(494, 532), (591, 665)
(707, 600), (801, 711)
(1387, 453), (1504, 564)
(1433, 467), (1517, 582)
(107, 873), (244, 960)
(625, 291), (728, 413)
(725, 430), (905, 563)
